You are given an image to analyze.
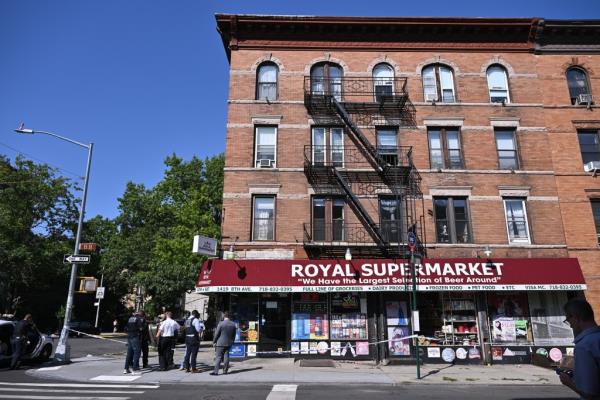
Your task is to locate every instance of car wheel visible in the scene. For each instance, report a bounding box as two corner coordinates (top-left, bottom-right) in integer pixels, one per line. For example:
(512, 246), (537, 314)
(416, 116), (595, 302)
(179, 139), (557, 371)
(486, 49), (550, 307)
(38, 345), (52, 362)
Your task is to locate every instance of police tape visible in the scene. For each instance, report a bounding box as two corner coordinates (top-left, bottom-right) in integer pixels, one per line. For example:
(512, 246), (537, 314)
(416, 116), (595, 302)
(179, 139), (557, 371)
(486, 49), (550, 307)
(67, 328), (128, 344)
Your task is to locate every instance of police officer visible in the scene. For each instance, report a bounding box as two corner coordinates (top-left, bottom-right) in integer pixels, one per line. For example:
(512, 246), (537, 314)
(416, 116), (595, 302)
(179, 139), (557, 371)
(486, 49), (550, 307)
(180, 310), (204, 373)
(10, 314), (34, 370)
(139, 311), (150, 368)
(123, 311), (144, 374)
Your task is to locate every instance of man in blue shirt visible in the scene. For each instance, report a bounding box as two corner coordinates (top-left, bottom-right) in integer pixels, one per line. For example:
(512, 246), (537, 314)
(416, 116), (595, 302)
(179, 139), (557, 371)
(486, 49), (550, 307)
(560, 298), (600, 399)
(180, 310), (204, 373)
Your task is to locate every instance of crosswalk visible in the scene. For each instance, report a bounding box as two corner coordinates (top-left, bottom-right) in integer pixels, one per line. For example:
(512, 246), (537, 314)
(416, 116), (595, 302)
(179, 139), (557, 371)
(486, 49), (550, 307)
(0, 382), (159, 400)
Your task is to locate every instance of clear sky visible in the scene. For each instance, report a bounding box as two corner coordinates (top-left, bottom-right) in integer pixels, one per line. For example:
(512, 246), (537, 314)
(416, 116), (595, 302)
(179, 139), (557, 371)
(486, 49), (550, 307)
(1, 0), (598, 220)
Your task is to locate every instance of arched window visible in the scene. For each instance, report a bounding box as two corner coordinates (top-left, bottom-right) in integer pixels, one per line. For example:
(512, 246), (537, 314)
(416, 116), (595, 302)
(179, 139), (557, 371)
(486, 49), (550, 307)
(486, 65), (510, 103)
(422, 64), (456, 103)
(567, 67), (592, 105)
(373, 63), (394, 102)
(310, 62), (343, 101)
(256, 62), (278, 101)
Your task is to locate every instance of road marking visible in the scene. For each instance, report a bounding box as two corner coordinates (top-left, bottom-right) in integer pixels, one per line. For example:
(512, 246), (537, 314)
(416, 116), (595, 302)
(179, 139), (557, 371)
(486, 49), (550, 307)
(0, 388), (144, 394)
(0, 396), (130, 400)
(89, 376), (141, 382)
(36, 366), (62, 371)
(266, 384), (297, 400)
(0, 382), (158, 389)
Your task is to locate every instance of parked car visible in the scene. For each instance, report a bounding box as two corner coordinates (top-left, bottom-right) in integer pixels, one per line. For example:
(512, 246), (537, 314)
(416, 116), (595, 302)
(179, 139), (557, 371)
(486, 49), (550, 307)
(0, 320), (54, 364)
(68, 321), (100, 337)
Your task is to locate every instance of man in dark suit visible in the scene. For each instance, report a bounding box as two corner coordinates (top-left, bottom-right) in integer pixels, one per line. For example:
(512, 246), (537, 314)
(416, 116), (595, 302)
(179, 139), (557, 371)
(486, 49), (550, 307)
(210, 312), (237, 376)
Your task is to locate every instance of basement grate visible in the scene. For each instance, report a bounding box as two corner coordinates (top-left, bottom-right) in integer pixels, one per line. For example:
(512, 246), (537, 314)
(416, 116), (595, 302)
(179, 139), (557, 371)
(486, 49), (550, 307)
(299, 359), (336, 368)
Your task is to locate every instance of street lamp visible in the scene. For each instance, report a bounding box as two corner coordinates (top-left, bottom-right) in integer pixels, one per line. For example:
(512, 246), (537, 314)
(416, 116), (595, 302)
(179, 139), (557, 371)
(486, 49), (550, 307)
(410, 250), (422, 379)
(15, 123), (93, 363)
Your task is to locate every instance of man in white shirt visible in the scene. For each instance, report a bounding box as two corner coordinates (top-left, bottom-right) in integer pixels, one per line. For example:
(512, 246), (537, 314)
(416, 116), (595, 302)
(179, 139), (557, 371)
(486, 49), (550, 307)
(156, 311), (180, 371)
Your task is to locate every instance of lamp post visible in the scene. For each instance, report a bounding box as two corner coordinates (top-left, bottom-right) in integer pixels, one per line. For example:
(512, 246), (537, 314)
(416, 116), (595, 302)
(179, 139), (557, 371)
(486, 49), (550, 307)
(410, 250), (422, 379)
(15, 124), (93, 363)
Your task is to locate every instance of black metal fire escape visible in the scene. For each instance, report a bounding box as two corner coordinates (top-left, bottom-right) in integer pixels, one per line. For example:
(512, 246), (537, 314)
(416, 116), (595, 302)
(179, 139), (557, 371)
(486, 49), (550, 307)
(303, 76), (423, 258)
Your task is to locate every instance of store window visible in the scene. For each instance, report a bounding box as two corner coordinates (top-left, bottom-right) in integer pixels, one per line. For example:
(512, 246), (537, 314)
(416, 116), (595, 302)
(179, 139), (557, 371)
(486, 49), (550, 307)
(230, 294), (260, 343)
(422, 64), (456, 103)
(440, 292), (479, 346)
(487, 292), (532, 345)
(428, 127), (463, 169)
(593, 201), (600, 245)
(252, 196), (275, 241)
(330, 293), (368, 341)
(577, 130), (600, 165)
(433, 197), (472, 243)
(486, 64), (510, 103)
(256, 62), (278, 101)
(255, 126), (277, 168)
(291, 293), (328, 343)
(566, 67), (591, 105)
(528, 292), (573, 345)
(495, 129), (519, 170)
(385, 299), (411, 356)
(503, 198), (531, 244)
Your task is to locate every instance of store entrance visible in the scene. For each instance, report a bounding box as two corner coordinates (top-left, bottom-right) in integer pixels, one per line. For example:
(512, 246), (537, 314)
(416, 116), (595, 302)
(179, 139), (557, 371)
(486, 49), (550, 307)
(259, 294), (290, 355)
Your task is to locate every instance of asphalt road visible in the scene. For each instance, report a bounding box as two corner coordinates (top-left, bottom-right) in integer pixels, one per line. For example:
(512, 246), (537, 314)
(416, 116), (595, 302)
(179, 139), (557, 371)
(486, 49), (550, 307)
(68, 336), (129, 359)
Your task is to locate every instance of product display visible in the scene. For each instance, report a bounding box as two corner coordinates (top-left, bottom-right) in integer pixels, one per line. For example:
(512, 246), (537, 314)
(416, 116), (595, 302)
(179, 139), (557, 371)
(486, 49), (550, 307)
(330, 313), (368, 340)
(440, 294), (479, 346)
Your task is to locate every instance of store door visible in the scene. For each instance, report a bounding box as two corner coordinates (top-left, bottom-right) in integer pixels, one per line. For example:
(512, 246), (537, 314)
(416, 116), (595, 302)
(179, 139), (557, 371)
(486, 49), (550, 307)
(259, 294), (290, 355)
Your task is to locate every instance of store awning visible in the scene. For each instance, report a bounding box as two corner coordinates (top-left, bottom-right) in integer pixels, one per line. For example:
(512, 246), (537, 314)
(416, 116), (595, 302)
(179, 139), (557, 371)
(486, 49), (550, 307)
(195, 258), (586, 293)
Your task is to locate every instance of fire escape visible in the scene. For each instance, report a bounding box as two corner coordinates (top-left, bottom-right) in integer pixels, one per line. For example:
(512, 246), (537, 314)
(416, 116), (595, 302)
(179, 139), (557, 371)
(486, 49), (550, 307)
(303, 76), (424, 258)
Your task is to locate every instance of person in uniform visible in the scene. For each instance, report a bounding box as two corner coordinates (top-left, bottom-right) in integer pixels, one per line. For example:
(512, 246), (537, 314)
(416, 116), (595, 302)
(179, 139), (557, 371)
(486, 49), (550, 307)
(156, 311), (179, 371)
(211, 312), (237, 376)
(180, 310), (204, 373)
(10, 314), (34, 370)
(123, 311), (144, 374)
(139, 311), (151, 368)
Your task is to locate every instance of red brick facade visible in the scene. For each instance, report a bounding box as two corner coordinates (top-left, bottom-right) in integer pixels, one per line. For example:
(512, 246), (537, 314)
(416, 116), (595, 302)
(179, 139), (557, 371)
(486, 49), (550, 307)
(216, 16), (600, 313)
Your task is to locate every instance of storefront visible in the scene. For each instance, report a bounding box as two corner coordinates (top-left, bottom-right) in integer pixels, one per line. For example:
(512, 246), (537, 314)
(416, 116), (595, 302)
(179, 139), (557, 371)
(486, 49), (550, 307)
(196, 258), (586, 365)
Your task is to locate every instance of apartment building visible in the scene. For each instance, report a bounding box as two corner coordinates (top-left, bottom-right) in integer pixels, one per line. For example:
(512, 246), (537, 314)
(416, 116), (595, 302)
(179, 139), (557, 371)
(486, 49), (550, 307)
(197, 15), (600, 364)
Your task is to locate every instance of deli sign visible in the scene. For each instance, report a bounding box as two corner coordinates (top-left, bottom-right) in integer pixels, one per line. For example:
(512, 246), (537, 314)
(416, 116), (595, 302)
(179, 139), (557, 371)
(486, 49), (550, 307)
(195, 258), (586, 293)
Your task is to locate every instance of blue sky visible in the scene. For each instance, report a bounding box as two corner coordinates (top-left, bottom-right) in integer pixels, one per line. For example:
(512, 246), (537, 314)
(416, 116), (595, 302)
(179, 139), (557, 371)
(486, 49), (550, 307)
(1, 0), (598, 220)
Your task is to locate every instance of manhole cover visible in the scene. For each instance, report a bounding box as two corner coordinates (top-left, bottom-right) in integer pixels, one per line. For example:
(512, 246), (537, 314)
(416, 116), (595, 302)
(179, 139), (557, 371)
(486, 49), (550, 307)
(299, 359), (336, 368)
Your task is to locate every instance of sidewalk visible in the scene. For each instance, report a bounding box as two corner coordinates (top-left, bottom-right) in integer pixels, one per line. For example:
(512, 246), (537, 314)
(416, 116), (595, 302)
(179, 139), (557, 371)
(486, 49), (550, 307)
(28, 344), (560, 386)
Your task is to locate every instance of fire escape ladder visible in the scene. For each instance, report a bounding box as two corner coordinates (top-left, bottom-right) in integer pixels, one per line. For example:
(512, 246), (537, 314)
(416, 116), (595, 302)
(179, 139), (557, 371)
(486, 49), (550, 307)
(330, 97), (386, 173)
(331, 167), (388, 249)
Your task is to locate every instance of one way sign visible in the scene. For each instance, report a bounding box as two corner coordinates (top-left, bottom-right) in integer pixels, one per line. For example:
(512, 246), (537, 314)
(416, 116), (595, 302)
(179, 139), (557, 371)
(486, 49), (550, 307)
(63, 254), (91, 264)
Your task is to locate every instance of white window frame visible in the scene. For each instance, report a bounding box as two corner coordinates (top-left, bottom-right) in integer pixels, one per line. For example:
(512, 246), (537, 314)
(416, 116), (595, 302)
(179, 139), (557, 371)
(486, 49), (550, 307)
(503, 198), (531, 244)
(487, 65), (511, 104)
(254, 126), (277, 168)
(330, 127), (344, 168)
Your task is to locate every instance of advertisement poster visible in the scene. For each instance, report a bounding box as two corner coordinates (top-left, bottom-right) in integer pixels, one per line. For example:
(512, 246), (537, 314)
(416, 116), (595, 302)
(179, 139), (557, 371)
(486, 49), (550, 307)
(331, 342), (341, 356)
(468, 347), (481, 359)
(309, 342), (318, 354)
(291, 313), (311, 340)
(247, 344), (257, 357)
(441, 348), (455, 363)
(234, 320), (259, 343)
(310, 315), (329, 340)
(493, 319), (517, 342)
(291, 342), (300, 355)
(317, 341), (329, 355)
(427, 347), (441, 358)
(229, 344), (246, 358)
(492, 346), (503, 361)
(330, 313), (368, 340)
(388, 326), (410, 356)
(386, 301), (409, 325)
(300, 342), (309, 354)
(356, 341), (369, 355)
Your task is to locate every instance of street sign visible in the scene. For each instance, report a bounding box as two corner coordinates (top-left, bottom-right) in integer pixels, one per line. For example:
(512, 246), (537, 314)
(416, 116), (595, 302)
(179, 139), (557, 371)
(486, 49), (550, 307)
(407, 231), (417, 252)
(63, 254), (91, 264)
(192, 235), (218, 256)
(79, 242), (97, 252)
(95, 286), (105, 299)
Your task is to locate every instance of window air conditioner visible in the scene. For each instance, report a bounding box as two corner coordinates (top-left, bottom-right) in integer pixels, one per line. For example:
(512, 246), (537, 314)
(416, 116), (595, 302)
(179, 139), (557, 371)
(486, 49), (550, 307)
(584, 161), (600, 172)
(258, 159), (273, 168)
(425, 93), (438, 102)
(577, 93), (594, 105)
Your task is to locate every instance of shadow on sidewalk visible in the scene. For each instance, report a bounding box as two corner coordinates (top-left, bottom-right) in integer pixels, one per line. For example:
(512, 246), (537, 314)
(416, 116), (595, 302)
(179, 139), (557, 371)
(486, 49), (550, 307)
(225, 367), (263, 375)
(420, 364), (455, 379)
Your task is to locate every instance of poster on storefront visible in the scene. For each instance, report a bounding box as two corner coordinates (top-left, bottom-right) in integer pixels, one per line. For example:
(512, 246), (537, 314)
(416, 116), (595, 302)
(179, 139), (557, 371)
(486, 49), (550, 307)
(300, 342), (309, 354)
(310, 314), (329, 340)
(291, 313), (310, 340)
(317, 341), (329, 355)
(492, 346), (503, 361)
(229, 344), (245, 358)
(356, 341), (369, 355)
(427, 347), (441, 358)
(234, 320), (259, 343)
(247, 344), (257, 357)
(388, 326), (410, 356)
(291, 342), (300, 355)
(309, 342), (318, 354)
(492, 319), (517, 342)
(331, 342), (341, 356)
(386, 301), (409, 325)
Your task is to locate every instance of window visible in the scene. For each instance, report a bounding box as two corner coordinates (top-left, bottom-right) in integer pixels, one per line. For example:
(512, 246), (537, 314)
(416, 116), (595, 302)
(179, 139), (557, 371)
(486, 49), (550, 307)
(376, 128), (398, 166)
(252, 196), (275, 241)
(311, 62), (343, 101)
(577, 130), (600, 165)
(256, 62), (278, 101)
(495, 129), (519, 170)
(487, 65), (510, 103)
(312, 127), (344, 167)
(255, 126), (276, 168)
(503, 199), (530, 244)
(567, 67), (591, 105)
(428, 127), (463, 169)
(312, 197), (345, 241)
(422, 64), (456, 103)
(379, 197), (402, 242)
(592, 201), (600, 245)
(434, 197), (471, 243)
(373, 63), (394, 102)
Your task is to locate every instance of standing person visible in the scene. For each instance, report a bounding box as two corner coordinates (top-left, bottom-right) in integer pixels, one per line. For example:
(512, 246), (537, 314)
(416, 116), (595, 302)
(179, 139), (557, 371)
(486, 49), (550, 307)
(10, 314), (34, 370)
(210, 312), (237, 376)
(180, 310), (204, 373)
(156, 311), (179, 371)
(123, 311), (143, 374)
(139, 311), (150, 368)
(559, 298), (600, 399)
(113, 318), (118, 333)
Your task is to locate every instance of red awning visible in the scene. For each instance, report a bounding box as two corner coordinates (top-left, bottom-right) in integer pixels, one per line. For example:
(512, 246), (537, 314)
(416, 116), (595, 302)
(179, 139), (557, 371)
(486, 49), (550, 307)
(195, 258), (586, 293)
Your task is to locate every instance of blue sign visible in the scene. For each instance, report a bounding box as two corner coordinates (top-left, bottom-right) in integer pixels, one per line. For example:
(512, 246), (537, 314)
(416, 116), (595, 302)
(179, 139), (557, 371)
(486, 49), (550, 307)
(229, 343), (246, 358)
(407, 231), (417, 251)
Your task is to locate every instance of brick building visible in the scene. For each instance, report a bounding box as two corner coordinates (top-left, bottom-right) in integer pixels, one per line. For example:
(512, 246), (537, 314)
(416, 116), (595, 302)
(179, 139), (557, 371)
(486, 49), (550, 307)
(197, 15), (600, 364)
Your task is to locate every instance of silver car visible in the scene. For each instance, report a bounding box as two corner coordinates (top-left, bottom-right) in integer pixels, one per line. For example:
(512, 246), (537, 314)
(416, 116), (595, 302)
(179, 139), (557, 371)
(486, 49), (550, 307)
(0, 319), (54, 363)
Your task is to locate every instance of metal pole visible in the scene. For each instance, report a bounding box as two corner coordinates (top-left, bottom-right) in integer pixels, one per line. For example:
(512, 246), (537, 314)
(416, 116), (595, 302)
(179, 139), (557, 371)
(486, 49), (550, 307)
(94, 273), (103, 329)
(55, 142), (93, 363)
(411, 250), (421, 379)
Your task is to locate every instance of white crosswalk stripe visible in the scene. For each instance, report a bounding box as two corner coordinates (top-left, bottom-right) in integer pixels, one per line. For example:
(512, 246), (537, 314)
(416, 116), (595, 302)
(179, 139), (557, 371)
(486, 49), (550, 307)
(0, 381), (158, 400)
(266, 384), (298, 400)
